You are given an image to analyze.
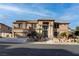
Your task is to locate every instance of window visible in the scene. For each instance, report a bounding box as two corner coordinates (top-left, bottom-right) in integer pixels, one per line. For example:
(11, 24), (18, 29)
(54, 23), (59, 28)
(43, 22), (49, 24)
(43, 26), (48, 30)
(31, 24), (36, 29)
(14, 23), (22, 28)
(54, 32), (59, 37)
(33, 24), (36, 29)
(14, 24), (18, 28)
(25, 24), (27, 28)
(18, 23), (22, 28)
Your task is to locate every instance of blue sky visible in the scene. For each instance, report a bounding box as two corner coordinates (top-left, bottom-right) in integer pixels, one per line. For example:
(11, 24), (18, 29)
(0, 3), (79, 29)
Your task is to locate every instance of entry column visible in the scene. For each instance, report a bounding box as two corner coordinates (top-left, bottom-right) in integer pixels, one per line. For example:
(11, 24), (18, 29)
(48, 21), (54, 39)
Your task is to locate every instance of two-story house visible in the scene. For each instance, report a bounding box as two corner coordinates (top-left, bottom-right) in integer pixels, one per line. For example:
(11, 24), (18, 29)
(12, 19), (69, 38)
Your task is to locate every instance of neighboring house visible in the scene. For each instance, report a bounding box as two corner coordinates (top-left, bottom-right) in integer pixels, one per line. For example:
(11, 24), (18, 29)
(0, 23), (12, 38)
(12, 19), (69, 38)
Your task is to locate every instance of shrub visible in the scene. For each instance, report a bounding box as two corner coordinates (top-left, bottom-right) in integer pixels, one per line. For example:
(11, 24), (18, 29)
(0, 36), (2, 38)
(59, 32), (67, 38)
(74, 31), (79, 36)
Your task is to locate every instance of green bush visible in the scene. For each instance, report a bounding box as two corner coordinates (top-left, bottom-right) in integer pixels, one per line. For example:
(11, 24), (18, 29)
(60, 32), (67, 37)
(0, 36), (2, 38)
(74, 31), (79, 36)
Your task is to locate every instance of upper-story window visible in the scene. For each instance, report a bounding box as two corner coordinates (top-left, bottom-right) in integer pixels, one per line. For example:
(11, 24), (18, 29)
(43, 22), (49, 24)
(14, 24), (18, 28)
(14, 23), (22, 28)
(31, 24), (36, 29)
(25, 24), (27, 28)
(18, 23), (22, 28)
(43, 25), (48, 30)
(54, 23), (59, 28)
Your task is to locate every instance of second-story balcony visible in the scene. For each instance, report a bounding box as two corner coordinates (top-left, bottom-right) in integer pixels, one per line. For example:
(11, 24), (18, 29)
(13, 28), (28, 32)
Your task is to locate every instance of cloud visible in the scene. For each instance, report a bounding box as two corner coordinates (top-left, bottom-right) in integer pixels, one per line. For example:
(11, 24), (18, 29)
(0, 14), (9, 19)
(57, 5), (79, 29)
(23, 4), (57, 18)
(24, 9), (49, 17)
(59, 14), (78, 21)
(58, 5), (79, 21)
(0, 5), (23, 12)
(0, 4), (57, 18)
(24, 9), (56, 17)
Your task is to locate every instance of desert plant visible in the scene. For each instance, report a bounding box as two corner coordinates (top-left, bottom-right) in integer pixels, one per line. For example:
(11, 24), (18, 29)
(0, 36), (2, 38)
(76, 26), (79, 31)
(74, 26), (79, 36)
(59, 32), (67, 38)
(74, 31), (79, 36)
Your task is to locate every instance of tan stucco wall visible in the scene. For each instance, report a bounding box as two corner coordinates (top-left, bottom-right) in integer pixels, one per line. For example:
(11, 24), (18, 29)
(58, 24), (69, 36)
(14, 32), (26, 37)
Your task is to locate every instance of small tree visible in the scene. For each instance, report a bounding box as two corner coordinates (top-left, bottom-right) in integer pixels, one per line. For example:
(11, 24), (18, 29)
(58, 32), (67, 42)
(74, 31), (79, 36)
(60, 32), (67, 38)
(76, 26), (79, 31)
(0, 36), (2, 38)
(74, 26), (79, 36)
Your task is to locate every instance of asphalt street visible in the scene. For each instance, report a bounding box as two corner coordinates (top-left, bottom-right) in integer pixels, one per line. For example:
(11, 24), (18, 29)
(0, 43), (79, 56)
(0, 38), (79, 56)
